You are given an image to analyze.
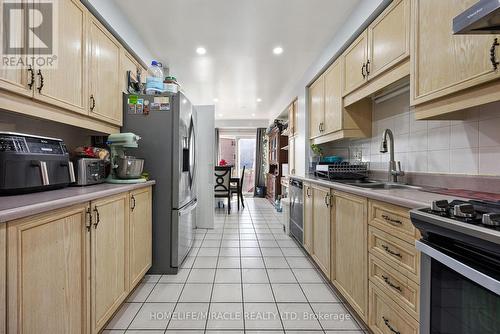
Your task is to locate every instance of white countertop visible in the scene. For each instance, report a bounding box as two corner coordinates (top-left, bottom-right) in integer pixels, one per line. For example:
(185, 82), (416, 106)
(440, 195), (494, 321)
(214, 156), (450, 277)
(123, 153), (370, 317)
(0, 181), (155, 223)
(291, 175), (468, 209)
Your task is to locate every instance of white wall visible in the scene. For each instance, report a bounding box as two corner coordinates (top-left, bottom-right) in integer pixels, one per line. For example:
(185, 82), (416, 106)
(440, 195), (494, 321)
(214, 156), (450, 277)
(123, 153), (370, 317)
(269, 0), (389, 176)
(215, 119), (270, 129)
(87, 0), (154, 64)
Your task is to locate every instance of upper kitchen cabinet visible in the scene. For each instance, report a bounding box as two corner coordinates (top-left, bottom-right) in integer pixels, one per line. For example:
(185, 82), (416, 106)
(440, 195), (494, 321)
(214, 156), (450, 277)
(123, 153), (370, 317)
(34, 0), (88, 114)
(89, 17), (122, 126)
(288, 99), (298, 138)
(309, 57), (371, 144)
(343, 0), (410, 107)
(343, 31), (369, 95)
(0, 0), (32, 97)
(411, 0), (500, 119)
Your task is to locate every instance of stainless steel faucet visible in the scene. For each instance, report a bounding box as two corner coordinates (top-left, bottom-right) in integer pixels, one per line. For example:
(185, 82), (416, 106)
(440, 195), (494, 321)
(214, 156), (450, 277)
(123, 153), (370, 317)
(380, 129), (405, 183)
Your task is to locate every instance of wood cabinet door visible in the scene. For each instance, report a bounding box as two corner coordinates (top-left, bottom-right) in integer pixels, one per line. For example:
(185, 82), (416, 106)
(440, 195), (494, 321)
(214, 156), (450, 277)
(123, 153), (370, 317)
(288, 137), (295, 175)
(0, 0), (33, 97)
(412, 0), (500, 105)
(367, 0), (410, 80)
(0, 223), (5, 334)
(91, 193), (129, 334)
(334, 191), (368, 321)
(323, 58), (343, 135)
(89, 18), (122, 125)
(312, 185), (331, 278)
(309, 75), (324, 139)
(33, 0), (88, 114)
(129, 187), (152, 288)
(292, 99), (298, 137)
(343, 30), (368, 96)
(288, 103), (295, 138)
(303, 183), (313, 255)
(120, 50), (139, 93)
(7, 204), (90, 334)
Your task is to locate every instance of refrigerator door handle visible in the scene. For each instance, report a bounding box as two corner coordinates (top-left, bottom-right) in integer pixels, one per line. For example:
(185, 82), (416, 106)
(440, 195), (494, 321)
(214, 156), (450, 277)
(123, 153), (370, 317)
(178, 199), (198, 216)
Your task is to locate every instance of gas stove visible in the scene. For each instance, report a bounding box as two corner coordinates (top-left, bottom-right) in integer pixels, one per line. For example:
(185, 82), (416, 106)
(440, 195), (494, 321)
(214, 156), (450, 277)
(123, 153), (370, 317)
(422, 199), (500, 228)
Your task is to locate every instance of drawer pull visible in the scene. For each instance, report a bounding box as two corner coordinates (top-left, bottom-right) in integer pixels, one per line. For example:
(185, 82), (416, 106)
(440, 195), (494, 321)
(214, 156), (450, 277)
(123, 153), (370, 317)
(382, 275), (402, 292)
(382, 244), (402, 258)
(383, 316), (401, 334)
(382, 214), (402, 225)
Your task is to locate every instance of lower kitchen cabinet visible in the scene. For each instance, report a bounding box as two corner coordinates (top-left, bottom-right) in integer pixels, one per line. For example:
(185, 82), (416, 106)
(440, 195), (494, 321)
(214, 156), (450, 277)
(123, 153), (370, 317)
(4, 187), (152, 334)
(91, 193), (129, 333)
(369, 283), (419, 334)
(332, 191), (368, 322)
(303, 182), (313, 255)
(311, 185), (331, 278)
(7, 204), (90, 334)
(129, 187), (153, 288)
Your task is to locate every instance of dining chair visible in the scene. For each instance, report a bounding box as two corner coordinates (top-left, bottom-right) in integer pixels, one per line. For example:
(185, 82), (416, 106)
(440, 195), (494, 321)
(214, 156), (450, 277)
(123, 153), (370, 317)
(214, 166), (232, 214)
(231, 166), (246, 210)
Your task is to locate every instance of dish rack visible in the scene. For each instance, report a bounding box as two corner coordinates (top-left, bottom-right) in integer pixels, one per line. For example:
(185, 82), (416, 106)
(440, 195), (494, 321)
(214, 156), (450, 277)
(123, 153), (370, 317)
(316, 162), (370, 180)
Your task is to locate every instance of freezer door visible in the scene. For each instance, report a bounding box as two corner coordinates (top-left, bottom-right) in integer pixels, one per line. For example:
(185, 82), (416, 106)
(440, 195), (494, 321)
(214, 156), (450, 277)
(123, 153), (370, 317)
(171, 199), (197, 267)
(177, 97), (195, 208)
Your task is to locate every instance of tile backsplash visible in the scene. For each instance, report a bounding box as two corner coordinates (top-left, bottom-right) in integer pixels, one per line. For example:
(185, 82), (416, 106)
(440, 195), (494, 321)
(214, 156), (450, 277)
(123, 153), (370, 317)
(324, 91), (500, 176)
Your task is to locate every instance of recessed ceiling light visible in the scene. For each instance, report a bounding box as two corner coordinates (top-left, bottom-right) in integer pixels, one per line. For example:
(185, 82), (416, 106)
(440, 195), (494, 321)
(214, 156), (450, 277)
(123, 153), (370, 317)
(251, 113), (256, 117)
(256, 98), (262, 102)
(273, 46), (283, 55)
(218, 113), (224, 117)
(182, 99), (187, 104)
(213, 98), (219, 103)
(196, 47), (207, 55)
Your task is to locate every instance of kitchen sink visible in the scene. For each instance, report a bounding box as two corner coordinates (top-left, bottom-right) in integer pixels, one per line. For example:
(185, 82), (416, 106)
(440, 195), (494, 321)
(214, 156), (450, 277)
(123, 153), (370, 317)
(343, 181), (422, 190)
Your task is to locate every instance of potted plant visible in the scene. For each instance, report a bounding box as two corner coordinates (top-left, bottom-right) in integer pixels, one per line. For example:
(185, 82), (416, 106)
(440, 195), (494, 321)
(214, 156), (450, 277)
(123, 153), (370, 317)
(310, 144), (323, 170)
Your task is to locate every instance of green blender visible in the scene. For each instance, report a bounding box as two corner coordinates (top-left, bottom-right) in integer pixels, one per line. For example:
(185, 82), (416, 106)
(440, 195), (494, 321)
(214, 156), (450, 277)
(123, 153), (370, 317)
(106, 133), (147, 184)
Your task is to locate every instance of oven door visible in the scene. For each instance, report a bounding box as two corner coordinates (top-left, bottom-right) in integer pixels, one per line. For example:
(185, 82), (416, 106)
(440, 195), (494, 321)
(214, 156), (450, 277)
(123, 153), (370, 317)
(417, 240), (500, 334)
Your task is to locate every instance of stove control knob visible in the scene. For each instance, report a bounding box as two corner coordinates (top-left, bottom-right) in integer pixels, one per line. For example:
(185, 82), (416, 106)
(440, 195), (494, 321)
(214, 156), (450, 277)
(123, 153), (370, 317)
(431, 200), (449, 212)
(482, 213), (500, 227)
(453, 204), (476, 218)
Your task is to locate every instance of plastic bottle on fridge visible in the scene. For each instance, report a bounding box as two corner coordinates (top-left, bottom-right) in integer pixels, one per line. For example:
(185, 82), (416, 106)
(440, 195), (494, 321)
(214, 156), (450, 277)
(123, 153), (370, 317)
(145, 61), (165, 94)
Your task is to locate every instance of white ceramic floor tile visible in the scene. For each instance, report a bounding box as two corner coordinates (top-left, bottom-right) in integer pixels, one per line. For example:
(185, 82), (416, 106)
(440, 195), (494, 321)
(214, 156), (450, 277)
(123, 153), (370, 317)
(146, 284), (184, 302)
(181, 256), (196, 269)
(241, 257), (265, 268)
(160, 268), (190, 283)
(286, 257), (315, 269)
(281, 248), (305, 257)
(219, 247), (240, 257)
(206, 303), (244, 330)
(179, 283), (213, 302)
(211, 283), (243, 302)
(129, 303), (176, 330)
(168, 303), (209, 330)
(264, 257), (289, 269)
(240, 240), (260, 248)
(310, 303), (361, 330)
(127, 283), (155, 303)
(277, 303), (322, 330)
(218, 257), (241, 268)
(244, 303), (283, 330)
(142, 274), (161, 283)
(198, 247), (220, 256)
(105, 303), (142, 329)
(267, 269), (297, 283)
(301, 284), (341, 303)
(240, 247), (262, 257)
(193, 256), (218, 268)
(261, 248), (284, 257)
(259, 240), (279, 248)
(243, 284), (275, 302)
(215, 269), (242, 283)
(242, 268), (269, 283)
(272, 284), (307, 302)
(187, 268), (216, 283)
(292, 269), (324, 283)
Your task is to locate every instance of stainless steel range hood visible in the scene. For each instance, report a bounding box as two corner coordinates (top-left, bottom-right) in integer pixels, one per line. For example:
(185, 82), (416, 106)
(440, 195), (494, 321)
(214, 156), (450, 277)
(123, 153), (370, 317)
(453, 0), (500, 34)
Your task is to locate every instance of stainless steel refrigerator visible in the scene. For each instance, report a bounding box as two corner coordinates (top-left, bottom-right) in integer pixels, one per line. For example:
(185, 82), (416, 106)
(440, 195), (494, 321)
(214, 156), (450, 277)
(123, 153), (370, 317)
(122, 92), (196, 274)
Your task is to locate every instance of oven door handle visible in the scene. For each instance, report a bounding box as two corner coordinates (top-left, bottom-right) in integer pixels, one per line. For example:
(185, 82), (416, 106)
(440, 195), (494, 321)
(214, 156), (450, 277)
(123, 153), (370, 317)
(416, 240), (500, 295)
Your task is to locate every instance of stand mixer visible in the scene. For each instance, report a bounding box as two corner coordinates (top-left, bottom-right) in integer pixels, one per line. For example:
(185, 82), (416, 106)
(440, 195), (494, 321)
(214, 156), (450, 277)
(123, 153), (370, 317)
(106, 133), (147, 184)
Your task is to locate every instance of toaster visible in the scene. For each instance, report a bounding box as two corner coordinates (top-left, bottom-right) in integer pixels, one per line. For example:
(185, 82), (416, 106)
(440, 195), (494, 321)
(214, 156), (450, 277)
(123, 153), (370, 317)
(73, 158), (108, 186)
(0, 132), (75, 195)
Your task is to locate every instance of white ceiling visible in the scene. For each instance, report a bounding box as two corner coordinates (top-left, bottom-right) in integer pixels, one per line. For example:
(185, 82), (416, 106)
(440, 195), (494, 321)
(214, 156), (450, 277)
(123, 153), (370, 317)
(113, 0), (360, 120)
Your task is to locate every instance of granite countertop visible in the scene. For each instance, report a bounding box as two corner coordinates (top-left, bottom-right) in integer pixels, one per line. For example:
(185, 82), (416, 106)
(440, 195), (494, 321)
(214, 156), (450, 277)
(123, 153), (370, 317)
(290, 175), (468, 209)
(0, 181), (156, 223)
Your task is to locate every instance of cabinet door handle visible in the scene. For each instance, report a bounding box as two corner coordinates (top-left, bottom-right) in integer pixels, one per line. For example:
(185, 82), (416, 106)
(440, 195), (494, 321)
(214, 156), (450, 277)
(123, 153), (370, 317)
(131, 195), (136, 211)
(382, 316), (401, 334)
(85, 207), (92, 232)
(361, 63), (366, 78)
(93, 207), (100, 229)
(27, 65), (35, 89)
(490, 38), (500, 70)
(382, 214), (402, 225)
(382, 275), (402, 292)
(366, 59), (371, 75)
(324, 194), (330, 207)
(382, 244), (402, 258)
(37, 69), (44, 93)
(90, 95), (96, 111)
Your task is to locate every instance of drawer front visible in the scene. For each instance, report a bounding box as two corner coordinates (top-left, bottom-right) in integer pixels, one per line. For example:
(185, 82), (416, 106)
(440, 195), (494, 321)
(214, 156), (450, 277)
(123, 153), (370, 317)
(369, 254), (419, 320)
(369, 226), (420, 283)
(369, 200), (415, 243)
(369, 283), (419, 334)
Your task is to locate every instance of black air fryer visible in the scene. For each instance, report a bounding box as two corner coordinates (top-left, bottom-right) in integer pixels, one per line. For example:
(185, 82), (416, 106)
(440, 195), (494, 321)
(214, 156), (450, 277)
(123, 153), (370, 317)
(0, 132), (75, 195)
